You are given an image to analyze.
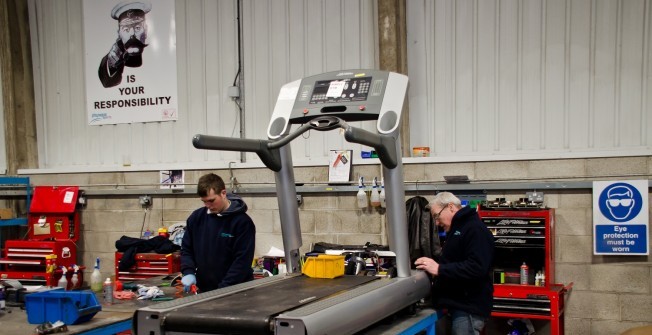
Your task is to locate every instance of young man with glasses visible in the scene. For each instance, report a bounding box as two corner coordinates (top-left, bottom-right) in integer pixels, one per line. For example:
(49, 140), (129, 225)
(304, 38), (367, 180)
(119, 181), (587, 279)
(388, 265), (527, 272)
(180, 173), (256, 293)
(414, 192), (494, 335)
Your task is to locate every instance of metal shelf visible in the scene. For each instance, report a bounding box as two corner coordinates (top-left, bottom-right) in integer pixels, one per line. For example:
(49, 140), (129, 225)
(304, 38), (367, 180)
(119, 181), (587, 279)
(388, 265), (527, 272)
(0, 176), (30, 226)
(0, 178), (647, 197)
(0, 218), (28, 227)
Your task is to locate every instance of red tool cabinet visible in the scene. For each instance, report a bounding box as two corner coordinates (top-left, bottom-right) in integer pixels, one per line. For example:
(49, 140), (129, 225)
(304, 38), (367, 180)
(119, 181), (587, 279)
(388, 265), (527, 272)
(478, 204), (572, 335)
(115, 251), (180, 281)
(0, 186), (82, 288)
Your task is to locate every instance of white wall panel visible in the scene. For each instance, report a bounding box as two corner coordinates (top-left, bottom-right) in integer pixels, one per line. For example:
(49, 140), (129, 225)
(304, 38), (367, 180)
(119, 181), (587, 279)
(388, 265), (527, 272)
(26, 0), (377, 172)
(242, 0), (377, 166)
(407, 0), (652, 160)
(27, 0), (652, 173)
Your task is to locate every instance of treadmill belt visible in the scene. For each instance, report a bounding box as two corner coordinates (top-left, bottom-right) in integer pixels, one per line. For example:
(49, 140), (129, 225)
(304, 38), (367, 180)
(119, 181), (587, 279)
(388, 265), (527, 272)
(163, 275), (378, 334)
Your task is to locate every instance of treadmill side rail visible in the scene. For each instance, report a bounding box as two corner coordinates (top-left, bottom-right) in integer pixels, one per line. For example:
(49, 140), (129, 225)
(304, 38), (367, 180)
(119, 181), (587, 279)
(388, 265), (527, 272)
(275, 271), (431, 335)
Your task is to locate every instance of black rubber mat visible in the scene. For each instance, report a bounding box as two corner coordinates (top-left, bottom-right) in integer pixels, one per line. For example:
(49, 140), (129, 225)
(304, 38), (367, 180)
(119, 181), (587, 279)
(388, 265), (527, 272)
(163, 275), (378, 334)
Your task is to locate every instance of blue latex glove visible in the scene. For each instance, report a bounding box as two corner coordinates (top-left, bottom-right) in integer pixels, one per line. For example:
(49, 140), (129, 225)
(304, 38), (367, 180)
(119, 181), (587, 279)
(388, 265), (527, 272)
(181, 274), (196, 292)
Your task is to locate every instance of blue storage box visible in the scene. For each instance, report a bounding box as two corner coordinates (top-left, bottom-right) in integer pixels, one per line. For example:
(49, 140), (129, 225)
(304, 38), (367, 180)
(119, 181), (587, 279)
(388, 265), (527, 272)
(25, 289), (102, 325)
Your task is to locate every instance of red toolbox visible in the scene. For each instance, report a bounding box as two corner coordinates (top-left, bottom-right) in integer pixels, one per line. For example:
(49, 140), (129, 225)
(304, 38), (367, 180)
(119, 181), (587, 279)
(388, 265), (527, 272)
(0, 186), (83, 288)
(115, 251), (180, 281)
(478, 203), (573, 335)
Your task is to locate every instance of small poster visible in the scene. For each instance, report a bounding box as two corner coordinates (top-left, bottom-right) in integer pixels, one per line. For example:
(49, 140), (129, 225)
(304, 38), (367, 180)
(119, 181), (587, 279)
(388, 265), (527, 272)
(83, 0), (178, 125)
(160, 170), (184, 189)
(328, 150), (352, 184)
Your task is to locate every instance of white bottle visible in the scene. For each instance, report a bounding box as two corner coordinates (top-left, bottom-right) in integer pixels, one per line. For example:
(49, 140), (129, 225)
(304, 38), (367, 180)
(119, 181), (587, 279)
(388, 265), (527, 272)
(535, 271), (541, 286)
(71, 265), (80, 289)
(356, 177), (367, 209)
(103, 277), (114, 305)
(379, 178), (386, 208)
(91, 257), (103, 292)
(57, 266), (68, 290)
(540, 270), (546, 287)
(370, 177), (381, 207)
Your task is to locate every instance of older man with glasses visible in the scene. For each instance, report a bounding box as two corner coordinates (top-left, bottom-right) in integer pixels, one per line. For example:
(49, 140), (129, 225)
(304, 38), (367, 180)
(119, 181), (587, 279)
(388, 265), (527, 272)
(414, 192), (494, 335)
(180, 173), (256, 293)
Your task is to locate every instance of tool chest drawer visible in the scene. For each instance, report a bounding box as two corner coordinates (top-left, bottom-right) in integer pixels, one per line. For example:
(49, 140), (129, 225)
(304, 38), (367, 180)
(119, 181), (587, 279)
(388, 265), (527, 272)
(115, 251), (180, 281)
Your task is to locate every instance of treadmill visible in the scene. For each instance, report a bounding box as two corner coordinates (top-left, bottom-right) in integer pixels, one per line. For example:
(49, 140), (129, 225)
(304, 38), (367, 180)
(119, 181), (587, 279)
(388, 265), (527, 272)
(133, 69), (431, 335)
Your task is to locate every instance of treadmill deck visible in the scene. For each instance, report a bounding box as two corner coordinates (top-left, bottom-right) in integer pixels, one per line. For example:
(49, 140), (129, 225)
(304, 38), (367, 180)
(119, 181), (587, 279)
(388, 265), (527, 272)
(160, 275), (378, 334)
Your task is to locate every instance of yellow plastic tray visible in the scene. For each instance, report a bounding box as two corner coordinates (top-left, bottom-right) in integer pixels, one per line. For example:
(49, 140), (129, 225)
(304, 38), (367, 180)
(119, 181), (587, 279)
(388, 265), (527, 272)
(302, 255), (345, 279)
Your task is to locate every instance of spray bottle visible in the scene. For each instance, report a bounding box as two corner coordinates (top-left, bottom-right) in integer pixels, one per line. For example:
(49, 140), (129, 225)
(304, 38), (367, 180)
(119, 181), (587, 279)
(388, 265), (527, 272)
(71, 265), (80, 289)
(356, 176), (367, 209)
(379, 178), (386, 208)
(370, 177), (381, 207)
(91, 257), (103, 292)
(57, 266), (68, 290)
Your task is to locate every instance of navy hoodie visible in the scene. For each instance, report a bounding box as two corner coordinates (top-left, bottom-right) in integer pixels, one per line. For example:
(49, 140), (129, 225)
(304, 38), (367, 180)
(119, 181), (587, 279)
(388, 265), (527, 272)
(434, 206), (495, 317)
(181, 194), (256, 292)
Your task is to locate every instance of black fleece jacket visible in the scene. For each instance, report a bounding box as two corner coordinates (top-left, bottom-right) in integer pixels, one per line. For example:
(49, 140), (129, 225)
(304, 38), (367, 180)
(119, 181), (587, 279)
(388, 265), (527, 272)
(434, 206), (495, 317)
(181, 194), (256, 292)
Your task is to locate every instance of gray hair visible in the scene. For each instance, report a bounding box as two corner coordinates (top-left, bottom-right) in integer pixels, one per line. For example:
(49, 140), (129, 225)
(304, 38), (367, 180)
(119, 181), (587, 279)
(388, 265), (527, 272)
(428, 192), (462, 210)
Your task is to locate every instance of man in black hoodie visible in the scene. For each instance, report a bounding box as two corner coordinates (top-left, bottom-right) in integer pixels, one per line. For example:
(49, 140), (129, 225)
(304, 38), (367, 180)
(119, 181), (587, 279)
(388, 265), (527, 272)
(180, 173), (256, 292)
(415, 192), (494, 335)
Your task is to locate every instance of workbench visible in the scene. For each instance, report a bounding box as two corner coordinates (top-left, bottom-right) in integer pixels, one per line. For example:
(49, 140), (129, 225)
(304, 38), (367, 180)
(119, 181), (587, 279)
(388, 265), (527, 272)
(1, 301), (437, 335)
(359, 306), (438, 335)
(0, 292), (144, 335)
(1, 274), (438, 335)
(1, 298), (439, 335)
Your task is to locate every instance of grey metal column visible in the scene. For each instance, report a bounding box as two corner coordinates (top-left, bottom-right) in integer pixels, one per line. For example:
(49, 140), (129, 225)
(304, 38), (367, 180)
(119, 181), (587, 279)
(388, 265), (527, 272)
(383, 135), (410, 278)
(274, 143), (302, 273)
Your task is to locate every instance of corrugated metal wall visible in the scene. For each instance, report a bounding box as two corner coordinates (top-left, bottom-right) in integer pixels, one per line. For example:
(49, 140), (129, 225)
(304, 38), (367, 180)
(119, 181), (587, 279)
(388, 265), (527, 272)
(27, 0), (377, 172)
(407, 0), (652, 160)
(25, 0), (651, 172)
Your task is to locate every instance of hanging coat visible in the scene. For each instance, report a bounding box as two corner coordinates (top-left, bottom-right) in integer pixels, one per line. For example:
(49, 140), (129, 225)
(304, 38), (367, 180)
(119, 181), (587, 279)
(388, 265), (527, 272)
(406, 196), (442, 263)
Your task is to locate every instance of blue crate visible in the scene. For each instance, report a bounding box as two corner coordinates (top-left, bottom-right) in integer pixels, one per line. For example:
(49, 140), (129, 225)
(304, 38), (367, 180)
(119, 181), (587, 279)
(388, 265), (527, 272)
(25, 288), (102, 325)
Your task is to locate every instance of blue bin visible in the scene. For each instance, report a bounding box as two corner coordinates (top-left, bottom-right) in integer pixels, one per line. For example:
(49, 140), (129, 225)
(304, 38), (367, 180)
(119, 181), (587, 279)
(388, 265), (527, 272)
(25, 289), (102, 325)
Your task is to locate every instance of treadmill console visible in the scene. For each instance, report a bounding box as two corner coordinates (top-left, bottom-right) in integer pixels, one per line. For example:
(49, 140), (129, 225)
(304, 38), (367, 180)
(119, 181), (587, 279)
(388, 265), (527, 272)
(308, 76), (373, 104)
(268, 70), (407, 139)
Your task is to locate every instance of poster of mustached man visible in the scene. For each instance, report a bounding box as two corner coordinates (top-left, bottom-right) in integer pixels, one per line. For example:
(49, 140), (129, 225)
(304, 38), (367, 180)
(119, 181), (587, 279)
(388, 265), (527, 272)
(83, 0), (178, 125)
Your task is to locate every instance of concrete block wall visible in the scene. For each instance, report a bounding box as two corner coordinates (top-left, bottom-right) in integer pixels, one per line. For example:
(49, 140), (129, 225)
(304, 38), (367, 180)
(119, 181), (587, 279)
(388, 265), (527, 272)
(24, 155), (651, 334)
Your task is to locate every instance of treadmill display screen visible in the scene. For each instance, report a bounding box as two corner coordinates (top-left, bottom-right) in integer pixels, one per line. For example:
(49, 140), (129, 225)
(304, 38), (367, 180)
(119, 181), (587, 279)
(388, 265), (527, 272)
(309, 77), (372, 104)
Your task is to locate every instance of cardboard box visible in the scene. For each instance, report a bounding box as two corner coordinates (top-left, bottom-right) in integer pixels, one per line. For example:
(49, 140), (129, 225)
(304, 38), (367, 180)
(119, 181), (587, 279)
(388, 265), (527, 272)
(0, 208), (14, 219)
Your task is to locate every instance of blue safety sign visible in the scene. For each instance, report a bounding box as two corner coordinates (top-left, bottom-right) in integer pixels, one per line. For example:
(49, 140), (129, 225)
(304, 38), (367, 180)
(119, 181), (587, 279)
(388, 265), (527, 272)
(593, 180), (649, 255)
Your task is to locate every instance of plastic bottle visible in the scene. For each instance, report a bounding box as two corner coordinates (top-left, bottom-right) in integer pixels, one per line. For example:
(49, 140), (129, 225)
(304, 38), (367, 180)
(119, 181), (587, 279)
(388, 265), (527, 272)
(57, 266), (68, 290)
(356, 177), (367, 209)
(540, 269), (546, 287)
(71, 265), (79, 289)
(91, 257), (103, 292)
(45, 254), (57, 287)
(370, 177), (381, 207)
(534, 271), (541, 286)
(520, 262), (529, 285)
(103, 277), (114, 304)
(379, 178), (386, 208)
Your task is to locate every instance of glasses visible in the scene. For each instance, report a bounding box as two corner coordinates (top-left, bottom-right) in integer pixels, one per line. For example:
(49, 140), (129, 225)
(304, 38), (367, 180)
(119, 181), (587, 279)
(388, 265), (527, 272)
(432, 204), (449, 221)
(607, 199), (633, 207)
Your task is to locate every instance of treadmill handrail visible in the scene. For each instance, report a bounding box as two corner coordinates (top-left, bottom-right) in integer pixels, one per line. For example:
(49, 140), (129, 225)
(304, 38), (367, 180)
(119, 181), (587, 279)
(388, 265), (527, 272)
(193, 115), (398, 171)
(192, 135), (283, 171)
(343, 124), (397, 169)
